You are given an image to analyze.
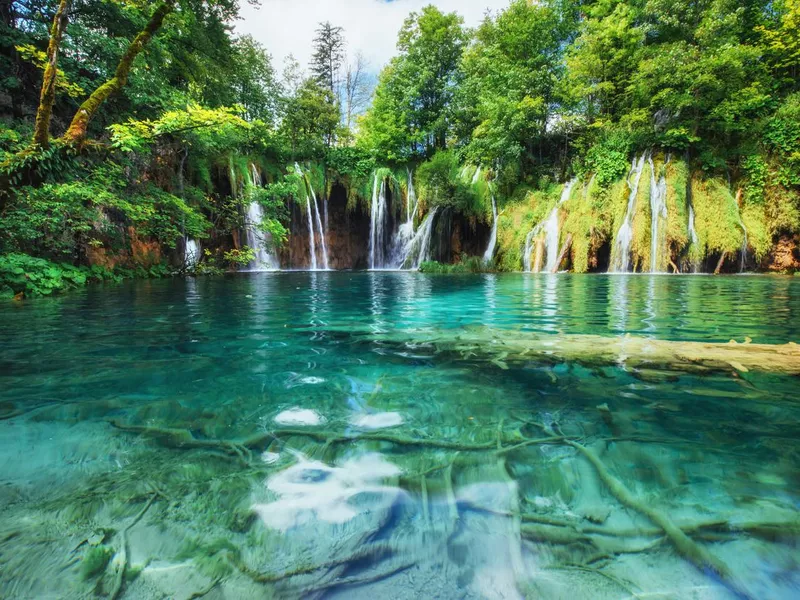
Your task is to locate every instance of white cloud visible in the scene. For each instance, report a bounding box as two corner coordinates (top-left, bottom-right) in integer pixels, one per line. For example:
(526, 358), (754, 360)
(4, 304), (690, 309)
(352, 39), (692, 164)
(233, 0), (510, 76)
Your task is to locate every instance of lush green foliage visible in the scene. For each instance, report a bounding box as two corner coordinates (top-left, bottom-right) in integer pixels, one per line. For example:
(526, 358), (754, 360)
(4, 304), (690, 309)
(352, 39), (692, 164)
(0, 253), (170, 298)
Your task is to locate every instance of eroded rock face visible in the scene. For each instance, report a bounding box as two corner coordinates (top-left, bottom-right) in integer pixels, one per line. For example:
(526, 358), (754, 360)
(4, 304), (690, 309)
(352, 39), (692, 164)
(764, 235), (800, 272)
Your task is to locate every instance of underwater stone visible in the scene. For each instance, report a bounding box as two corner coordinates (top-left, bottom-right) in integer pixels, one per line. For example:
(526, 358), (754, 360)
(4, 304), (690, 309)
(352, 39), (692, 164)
(274, 408), (325, 426)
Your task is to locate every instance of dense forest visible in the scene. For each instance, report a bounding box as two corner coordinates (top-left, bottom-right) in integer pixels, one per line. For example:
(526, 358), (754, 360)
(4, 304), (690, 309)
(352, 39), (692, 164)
(1, 0), (799, 297)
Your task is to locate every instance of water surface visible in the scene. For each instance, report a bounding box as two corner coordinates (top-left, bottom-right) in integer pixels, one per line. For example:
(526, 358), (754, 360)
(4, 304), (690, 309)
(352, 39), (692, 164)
(1, 273), (798, 599)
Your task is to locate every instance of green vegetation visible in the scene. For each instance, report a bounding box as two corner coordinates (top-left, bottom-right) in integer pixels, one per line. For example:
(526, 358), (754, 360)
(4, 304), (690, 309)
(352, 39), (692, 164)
(1, 0), (799, 287)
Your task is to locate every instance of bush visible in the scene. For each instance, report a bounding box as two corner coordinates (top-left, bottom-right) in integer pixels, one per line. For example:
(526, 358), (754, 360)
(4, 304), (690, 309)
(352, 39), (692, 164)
(418, 256), (491, 273)
(0, 253), (171, 299)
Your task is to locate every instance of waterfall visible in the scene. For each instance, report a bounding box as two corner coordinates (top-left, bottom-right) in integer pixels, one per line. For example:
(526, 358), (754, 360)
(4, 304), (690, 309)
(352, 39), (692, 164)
(522, 179), (575, 272)
(543, 179), (576, 272)
(523, 224), (542, 272)
(368, 174), (389, 269)
(472, 166), (482, 185)
(238, 164), (278, 270)
(407, 168), (418, 222)
(390, 170), (419, 268)
(185, 238), (199, 268)
(739, 218), (748, 272)
(295, 163), (329, 270)
(687, 204), (700, 272)
(483, 193), (498, 264)
(610, 154), (648, 273)
(308, 181), (329, 270)
(304, 193), (317, 270)
(648, 156), (669, 272)
(401, 208), (439, 269)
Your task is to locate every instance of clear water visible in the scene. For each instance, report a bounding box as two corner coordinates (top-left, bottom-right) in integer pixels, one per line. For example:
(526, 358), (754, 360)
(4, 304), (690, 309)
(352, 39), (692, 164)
(1, 273), (799, 599)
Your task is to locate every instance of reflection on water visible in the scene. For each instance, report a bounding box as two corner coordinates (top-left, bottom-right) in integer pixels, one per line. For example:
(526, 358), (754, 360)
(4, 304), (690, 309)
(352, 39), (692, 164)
(0, 273), (799, 599)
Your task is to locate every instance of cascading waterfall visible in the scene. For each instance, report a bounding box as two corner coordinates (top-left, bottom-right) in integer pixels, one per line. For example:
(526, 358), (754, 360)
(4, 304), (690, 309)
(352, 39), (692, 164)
(368, 175), (389, 269)
(523, 179), (575, 272)
(390, 169), (419, 268)
(610, 154), (648, 273)
(185, 238), (199, 268)
(471, 166), (482, 185)
(648, 156), (669, 273)
(401, 208), (439, 269)
(687, 204), (700, 272)
(738, 218), (748, 272)
(406, 168), (419, 222)
(308, 181), (329, 270)
(295, 163), (329, 270)
(482, 193), (498, 264)
(305, 192), (317, 271)
(522, 224), (542, 272)
(543, 179), (576, 273)
(243, 165), (278, 270)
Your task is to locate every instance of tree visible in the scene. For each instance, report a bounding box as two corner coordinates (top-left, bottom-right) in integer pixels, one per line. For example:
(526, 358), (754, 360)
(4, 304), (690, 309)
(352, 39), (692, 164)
(280, 77), (339, 159)
(32, 0), (71, 148)
(343, 51), (370, 135)
(358, 5), (467, 160)
(456, 0), (570, 168)
(310, 21), (344, 100)
(62, 1), (175, 145)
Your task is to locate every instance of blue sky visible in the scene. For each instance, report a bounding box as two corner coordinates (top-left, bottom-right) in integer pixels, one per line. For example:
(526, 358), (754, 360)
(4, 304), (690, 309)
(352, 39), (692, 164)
(235, 0), (510, 78)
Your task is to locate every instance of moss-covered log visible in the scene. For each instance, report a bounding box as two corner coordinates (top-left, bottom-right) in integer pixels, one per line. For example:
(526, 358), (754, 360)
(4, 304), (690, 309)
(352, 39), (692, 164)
(62, 1), (174, 145)
(337, 325), (800, 375)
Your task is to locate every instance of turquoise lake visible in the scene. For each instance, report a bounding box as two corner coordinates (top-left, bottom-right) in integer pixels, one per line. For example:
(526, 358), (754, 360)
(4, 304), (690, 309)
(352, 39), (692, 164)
(1, 273), (799, 599)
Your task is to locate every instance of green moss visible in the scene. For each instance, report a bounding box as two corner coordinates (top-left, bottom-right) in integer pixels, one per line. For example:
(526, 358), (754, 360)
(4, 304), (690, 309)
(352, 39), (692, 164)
(630, 159), (652, 272)
(665, 159), (689, 257)
(742, 203), (771, 260)
(81, 545), (113, 580)
(691, 177), (744, 256)
(495, 186), (558, 271)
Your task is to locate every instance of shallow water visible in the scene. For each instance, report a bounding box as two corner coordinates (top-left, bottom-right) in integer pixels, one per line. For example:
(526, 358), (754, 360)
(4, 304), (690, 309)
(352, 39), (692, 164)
(1, 273), (799, 599)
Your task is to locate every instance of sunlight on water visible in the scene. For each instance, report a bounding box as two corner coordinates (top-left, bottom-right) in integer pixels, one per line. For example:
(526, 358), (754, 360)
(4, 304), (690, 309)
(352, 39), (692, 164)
(0, 273), (799, 599)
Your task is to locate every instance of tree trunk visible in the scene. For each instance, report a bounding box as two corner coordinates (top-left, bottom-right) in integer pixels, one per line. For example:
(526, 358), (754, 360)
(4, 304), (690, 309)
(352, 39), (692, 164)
(551, 234), (572, 273)
(714, 252), (727, 275)
(61, 1), (173, 145)
(32, 0), (71, 148)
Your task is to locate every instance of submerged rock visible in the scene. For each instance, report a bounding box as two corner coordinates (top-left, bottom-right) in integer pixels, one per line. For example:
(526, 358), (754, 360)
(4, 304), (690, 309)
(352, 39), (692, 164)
(350, 412), (404, 430)
(274, 408), (325, 426)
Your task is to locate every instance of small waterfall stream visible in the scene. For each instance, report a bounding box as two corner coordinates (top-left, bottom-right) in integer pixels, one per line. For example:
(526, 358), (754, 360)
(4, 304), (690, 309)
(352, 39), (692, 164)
(482, 193), (498, 264)
(185, 238), (199, 268)
(648, 156), (669, 273)
(240, 164), (278, 270)
(523, 179), (575, 272)
(739, 219), (748, 272)
(295, 163), (329, 270)
(390, 170), (419, 268)
(610, 154), (648, 272)
(687, 204), (700, 272)
(368, 175), (389, 269)
(304, 194), (317, 271)
(402, 208), (439, 269)
(471, 166), (482, 185)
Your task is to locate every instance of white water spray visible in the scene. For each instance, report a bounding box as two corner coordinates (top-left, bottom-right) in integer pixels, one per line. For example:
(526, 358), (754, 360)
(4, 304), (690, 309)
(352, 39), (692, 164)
(295, 163), (329, 270)
(185, 239), (199, 268)
(368, 175), (389, 269)
(402, 208), (439, 269)
(482, 193), (498, 264)
(610, 154), (648, 272)
(687, 204), (700, 272)
(472, 166), (482, 185)
(648, 156), (669, 273)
